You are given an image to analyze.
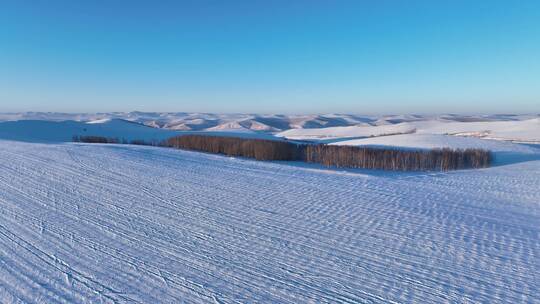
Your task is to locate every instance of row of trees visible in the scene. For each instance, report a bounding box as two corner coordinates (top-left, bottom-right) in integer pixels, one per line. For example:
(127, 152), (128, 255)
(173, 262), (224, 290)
(72, 135), (158, 146)
(72, 135), (123, 144)
(73, 134), (492, 171)
(303, 145), (491, 171)
(164, 135), (302, 161)
(164, 135), (491, 171)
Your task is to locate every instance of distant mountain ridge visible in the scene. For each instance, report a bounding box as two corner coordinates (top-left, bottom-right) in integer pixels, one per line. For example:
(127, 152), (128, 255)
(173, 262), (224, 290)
(1, 112), (537, 133)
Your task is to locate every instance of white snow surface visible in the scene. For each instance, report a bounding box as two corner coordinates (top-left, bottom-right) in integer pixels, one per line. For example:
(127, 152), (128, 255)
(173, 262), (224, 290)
(0, 140), (539, 303)
(277, 123), (415, 140)
(413, 118), (540, 142)
(1, 112), (537, 134)
(0, 119), (279, 143)
(332, 133), (537, 153)
(0, 119), (177, 143)
(278, 118), (540, 143)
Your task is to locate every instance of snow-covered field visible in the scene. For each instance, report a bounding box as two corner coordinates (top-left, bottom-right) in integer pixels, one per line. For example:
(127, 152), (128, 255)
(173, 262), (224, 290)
(0, 112), (539, 303)
(0, 139), (539, 303)
(0, 119), (278, 143)
(278, 118), (540, 143)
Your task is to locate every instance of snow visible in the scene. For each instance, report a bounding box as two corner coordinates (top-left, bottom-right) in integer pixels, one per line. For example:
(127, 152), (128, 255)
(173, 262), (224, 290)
(3, 112), (536, 134)
(0, 119), (280, 143)
(332, 133), (537, 153)
(0, 113), (539, 302)
(85, 118), (112, 124)
(277, 123), (416, 141)
(205, 121), (253, 132)
(412, 118), (540, 142)
(0, 139), (539, 303)
(278, 118), (540, 143)
(0, 119), (178, 143)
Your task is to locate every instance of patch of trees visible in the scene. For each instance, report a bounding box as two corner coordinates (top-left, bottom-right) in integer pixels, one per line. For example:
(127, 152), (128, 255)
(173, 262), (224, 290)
(72, 135), (158, 146)
(73, 134), (491, 171)
(303, 145), (491, 171)
(164, 135), (491, 171)
(164, 135), (302, 161)
(72, 135), (123, 144)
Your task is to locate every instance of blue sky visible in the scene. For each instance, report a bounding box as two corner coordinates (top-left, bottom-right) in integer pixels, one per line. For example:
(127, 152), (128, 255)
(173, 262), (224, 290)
(0, 0), (538, 114)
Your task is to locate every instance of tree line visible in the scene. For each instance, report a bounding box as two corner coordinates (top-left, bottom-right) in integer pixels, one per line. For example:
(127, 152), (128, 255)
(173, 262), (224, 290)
(72, 135), (158, 146)
(72, 135), (123, 144)
(73, 134), (492, 171)
(164, 135), (303, 161)
(303, 144), (491, 171)
(164, 135), (491, 171)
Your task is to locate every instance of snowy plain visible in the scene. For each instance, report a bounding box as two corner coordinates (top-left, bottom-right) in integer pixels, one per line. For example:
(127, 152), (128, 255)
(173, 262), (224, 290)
(0, 113), (539, 303)
(278, 118), (540, 143)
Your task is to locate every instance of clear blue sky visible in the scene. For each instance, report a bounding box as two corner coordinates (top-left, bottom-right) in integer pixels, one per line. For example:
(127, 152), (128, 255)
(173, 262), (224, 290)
(0, 1), (539, 114)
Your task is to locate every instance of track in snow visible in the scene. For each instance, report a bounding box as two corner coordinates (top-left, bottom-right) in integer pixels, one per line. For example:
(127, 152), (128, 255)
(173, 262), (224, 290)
(0, 140), (539, 303)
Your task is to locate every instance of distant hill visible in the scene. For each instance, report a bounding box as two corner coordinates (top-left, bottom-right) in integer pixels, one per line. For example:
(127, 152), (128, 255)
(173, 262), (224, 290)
(1, 112), (537, 134)
(0, 118), (280, 143)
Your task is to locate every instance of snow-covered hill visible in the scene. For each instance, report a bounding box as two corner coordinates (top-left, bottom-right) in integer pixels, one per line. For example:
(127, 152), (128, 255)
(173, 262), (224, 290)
(0, 140), (538, 303)
(277, 123), (416, 141)
(1, 113), (538, 161)
(331, 133), (538, 153)
(0, 119), (280, 143)
(412, 118), (540, 142)
(1, 112), (536, 134)
(0, 119), (177, 143)
(278, 118), (540, 143)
